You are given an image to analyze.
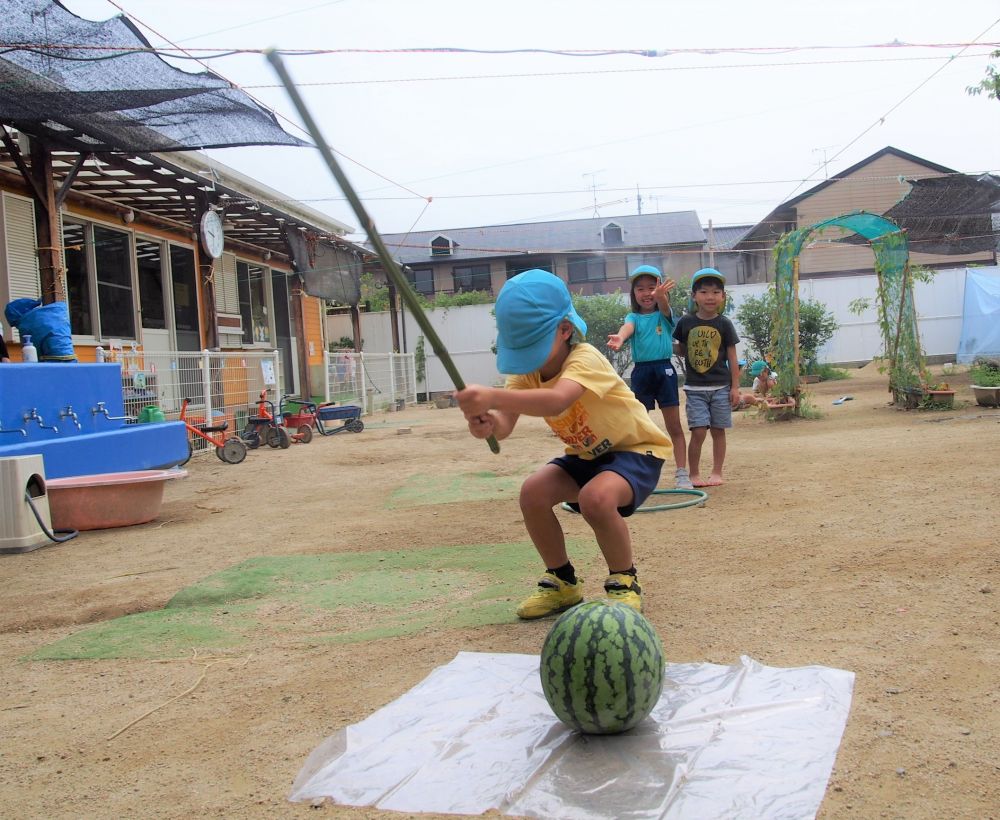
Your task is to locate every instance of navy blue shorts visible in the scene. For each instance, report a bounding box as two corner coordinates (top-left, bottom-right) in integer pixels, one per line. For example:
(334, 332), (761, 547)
(551, 450), (665, 517)
(630, 359), (680, 410)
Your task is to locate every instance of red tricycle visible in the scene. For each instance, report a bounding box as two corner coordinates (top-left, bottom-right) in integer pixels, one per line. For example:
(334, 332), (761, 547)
(178, 398), (248, 464)
(278, 395), (315, 444)
(241, 391), (291, 449)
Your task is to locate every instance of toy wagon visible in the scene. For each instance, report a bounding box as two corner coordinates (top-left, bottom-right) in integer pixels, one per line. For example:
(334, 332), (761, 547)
(313, 402), (365, 436)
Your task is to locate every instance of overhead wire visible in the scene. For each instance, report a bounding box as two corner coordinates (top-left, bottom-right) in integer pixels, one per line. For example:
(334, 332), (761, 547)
(17, 5), (997, 240)
(98, 0), (432, 205)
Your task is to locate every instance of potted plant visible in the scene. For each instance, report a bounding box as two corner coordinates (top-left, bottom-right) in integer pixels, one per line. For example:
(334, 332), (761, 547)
(923, 383), (956, 409)
(763, 397), (797, 421)
(969, 358), (1000, 407)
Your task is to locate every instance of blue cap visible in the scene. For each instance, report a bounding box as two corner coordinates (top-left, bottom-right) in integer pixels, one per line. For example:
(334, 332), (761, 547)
(629, 264), (663, 282)
(495, 270), (587, 374)
(688, 268), (727, 314)
(750, 360), (768, 376)
(691, 268), (725, 289)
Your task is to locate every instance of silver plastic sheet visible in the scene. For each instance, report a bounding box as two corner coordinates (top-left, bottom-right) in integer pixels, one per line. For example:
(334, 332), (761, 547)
(290, 652), (854, 818)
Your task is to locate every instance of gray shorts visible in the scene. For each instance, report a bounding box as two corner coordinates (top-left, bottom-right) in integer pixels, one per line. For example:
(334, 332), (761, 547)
(684, 387), (733, 429)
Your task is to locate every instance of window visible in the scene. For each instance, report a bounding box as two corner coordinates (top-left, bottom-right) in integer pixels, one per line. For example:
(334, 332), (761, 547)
(567, 255), (606, 284)
(406, 267), (435, 296)
(506, 258), (553, 279)
(63, 220), (135, 339)
(64, 221), (93, 336)
(169, 246), (199, 335)
(430, 235), (454, 256)
(625, 254), (663, 275)
(237, 260), (271, 345)
(136, 238), (166, 330)
(452, 264), (491, 293)
(602, 223), (623, 245)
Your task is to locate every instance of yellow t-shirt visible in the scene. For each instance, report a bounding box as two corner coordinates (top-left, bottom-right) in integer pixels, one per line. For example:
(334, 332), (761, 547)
(506, 343), (672, 461)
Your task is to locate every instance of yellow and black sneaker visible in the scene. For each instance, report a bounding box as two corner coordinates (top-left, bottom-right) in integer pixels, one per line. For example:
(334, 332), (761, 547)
(604, 573), (642, 612)
(516, 572), (584, 620)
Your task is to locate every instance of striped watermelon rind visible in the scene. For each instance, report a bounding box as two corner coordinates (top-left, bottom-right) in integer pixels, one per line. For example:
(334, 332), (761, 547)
(539, 600), (665, 734)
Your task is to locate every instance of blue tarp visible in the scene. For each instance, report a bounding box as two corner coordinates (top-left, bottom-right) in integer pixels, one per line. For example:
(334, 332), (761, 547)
(4, 298), (76, 360)
(956, 267), (1000, 364)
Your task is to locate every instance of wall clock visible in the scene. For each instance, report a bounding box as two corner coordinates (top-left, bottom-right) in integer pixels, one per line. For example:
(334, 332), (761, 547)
(200, 210), (225, 259)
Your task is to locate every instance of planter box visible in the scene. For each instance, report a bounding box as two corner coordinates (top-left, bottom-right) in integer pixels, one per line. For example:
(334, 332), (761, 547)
(893, 386), (956, 409)
(971, 385), (1000, 407)
(924, 389), (955, 409)
(764, 399), (796, 421)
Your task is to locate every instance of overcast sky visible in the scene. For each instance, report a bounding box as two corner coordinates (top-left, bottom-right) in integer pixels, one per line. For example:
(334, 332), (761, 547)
(62, 1), (1000, 240)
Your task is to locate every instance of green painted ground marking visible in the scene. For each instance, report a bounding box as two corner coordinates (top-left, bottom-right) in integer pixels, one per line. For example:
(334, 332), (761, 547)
(28, 541), (586, 661)
(387, 471), (520, 508)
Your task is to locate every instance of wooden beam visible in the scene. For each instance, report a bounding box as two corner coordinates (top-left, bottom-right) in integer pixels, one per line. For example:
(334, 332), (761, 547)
(54, 153), (88, 209)
(29, 137), (65, 303)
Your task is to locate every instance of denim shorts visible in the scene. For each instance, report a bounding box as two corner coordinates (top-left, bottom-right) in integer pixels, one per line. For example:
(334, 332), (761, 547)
(630, 359), (680, 409)
(684, 386), (733, 429)
(551, 450), (665, 517)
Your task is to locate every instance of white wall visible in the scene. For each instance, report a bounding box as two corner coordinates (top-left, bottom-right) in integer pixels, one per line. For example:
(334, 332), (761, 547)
(727, 267), (972, 364)
(326, 267), (987, 387)
(327, 303), (501, 394)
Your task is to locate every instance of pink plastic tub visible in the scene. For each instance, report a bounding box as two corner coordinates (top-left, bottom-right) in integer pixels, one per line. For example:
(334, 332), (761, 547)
(45, 469), (187, 531)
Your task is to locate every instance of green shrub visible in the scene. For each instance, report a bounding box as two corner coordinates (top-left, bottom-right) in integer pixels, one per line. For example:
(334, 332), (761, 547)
(804, 362), (850, 381)
(970, 358), (1000, 386)
(570, 291), (630, 374)
(735, 288), (838, 370)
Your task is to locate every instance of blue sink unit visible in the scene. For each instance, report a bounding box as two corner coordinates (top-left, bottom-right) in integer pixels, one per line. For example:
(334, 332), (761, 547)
(0, 363), (188, 479)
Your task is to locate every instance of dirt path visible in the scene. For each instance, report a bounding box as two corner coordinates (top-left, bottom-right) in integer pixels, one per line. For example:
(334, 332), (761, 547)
(1, 366), (997, 819)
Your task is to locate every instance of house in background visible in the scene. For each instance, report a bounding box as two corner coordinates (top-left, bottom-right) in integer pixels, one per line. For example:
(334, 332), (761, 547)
(376, 211), (708, 298)
(736, 146), (997, 282)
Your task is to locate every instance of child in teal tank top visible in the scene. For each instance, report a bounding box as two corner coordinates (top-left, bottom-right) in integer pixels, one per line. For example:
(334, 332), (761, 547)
(607, 265), (692, 489)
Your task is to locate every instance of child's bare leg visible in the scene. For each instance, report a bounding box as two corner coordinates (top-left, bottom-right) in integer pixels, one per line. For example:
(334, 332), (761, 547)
(688, 426), (708, 486)
(705, 427), (727, 485)
(519, 464), (581, 568)
(575, 471), (635, 572)
(660, 406), (687, 470)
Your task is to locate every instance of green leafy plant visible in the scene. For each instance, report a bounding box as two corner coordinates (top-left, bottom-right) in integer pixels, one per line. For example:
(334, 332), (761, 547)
(414, 335), (427, 394)
(361, 272), (495, 314)
(967, 49), (1000, 100)
(848, 261), (934, 398)
(734, 287), (838, 371)
(424, 290), (494, 309)
(360, 271), (391, 312)
(970, 358), (1000, 386)
(570, 290), (630, 375)
(804, 362), (850, 380)
(330, 335), (356, 352)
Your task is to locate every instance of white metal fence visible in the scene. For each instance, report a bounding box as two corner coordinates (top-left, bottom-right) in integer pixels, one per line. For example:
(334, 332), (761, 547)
(323, 351), (416, 414)
(109, 346), (284, 455)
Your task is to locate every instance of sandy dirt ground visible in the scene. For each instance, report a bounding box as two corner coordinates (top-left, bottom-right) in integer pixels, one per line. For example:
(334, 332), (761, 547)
(1, 364), (998, 820)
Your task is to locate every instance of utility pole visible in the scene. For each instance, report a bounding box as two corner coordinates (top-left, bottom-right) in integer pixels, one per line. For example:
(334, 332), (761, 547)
(636, 184), (642, 215)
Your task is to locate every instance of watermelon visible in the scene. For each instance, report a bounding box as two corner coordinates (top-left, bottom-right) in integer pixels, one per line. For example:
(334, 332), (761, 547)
(539, 600), (665, 734)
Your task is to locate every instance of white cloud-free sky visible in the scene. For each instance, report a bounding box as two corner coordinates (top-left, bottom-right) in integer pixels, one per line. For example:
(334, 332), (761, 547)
(60, 1), (1000, 240)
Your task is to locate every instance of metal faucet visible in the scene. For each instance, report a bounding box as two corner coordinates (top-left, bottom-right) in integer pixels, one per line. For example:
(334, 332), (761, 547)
(59, 405), (82, 431)
(0, 422), (27, 437)
(91, 401), (135, 422)
(23, 408), (59, 433)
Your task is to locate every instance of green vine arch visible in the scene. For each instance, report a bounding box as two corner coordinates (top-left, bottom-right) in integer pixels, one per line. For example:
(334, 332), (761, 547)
(771, 211), (927, 409)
